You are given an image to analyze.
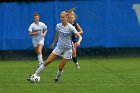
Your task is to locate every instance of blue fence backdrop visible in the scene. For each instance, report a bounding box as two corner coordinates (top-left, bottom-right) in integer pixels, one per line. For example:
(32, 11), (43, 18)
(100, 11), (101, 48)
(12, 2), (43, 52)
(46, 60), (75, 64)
(1, 0), (140, 50)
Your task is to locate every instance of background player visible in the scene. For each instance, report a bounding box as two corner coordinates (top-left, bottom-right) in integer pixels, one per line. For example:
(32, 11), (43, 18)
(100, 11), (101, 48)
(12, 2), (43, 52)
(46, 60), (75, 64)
(28, 12), (47, 67)
(66, 8), (83, 68)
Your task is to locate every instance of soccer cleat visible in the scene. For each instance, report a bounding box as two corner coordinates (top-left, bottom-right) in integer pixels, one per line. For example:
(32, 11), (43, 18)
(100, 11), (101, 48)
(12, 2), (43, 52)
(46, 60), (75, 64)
(27, 75), (31, 81)
(54, 78), (59, 82)
(76, 64), (80, 69)
(75, 62), (80, 69)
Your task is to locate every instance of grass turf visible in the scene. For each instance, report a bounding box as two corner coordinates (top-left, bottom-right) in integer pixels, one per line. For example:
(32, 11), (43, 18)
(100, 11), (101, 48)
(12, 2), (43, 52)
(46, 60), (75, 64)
(0, 57), (140, 93)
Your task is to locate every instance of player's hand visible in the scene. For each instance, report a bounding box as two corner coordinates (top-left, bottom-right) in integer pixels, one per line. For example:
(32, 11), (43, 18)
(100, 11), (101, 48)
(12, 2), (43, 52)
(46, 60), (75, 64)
(50, 43), (55, 49)
(41, 33), (46, 37)
(37, 31), (41, 34)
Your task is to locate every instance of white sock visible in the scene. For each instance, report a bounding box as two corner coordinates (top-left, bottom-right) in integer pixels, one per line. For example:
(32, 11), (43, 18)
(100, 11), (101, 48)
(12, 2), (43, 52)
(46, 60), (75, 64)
(35, 64), (45, 75)
(55, 69), (62, 79)
(38, 55), (43, 63)
(75, 62), (79, 65)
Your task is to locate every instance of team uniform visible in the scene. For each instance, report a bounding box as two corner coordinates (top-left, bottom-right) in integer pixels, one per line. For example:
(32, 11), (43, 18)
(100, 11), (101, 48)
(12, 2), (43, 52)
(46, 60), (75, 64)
(28, 22), (47, 47)
(52, 23), (78, 59)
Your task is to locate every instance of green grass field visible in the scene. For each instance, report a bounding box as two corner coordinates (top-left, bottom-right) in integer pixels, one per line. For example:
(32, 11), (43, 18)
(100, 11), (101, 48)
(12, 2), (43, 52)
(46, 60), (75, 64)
(0, 57), (140, 93)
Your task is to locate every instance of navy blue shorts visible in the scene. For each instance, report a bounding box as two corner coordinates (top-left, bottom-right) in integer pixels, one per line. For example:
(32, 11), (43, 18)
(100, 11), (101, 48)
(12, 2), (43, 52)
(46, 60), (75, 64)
(72, 35), (77, 43)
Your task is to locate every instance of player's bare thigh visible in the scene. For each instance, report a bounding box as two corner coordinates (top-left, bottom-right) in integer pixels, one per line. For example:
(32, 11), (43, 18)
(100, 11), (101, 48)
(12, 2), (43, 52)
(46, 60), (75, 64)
(35, 44), (43, 55)
(44, 52), (58, 66)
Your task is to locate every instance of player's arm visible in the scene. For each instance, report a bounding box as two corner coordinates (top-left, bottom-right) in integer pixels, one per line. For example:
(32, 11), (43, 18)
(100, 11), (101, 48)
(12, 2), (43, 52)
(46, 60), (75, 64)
(41, 29), (47, 37)
(75, 32), (82, 46)
(76, 23), (83, 35)
(28, 31), (41, 36)
(71, 25), (82, 46)
(28, 24), (40, 36)
(50, 32), (58, 49)
(41, 23), (48, 37)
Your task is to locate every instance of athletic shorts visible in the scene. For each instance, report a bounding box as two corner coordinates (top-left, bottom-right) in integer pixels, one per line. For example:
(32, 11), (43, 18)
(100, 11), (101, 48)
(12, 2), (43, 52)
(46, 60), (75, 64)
(32, 37), (44, 47)
(72, 34), (76, 43)
(52, 47), (72, 59)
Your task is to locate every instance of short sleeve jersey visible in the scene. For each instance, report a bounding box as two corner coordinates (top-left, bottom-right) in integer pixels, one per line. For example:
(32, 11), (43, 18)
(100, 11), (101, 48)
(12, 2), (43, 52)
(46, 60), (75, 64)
(56, 23), (78, 50)
(28, 22), (47, 38)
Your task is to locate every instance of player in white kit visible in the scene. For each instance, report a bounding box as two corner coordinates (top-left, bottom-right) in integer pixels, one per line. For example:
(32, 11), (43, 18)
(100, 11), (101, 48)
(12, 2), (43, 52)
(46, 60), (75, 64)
(28, 12), (47, 67)
(27, 11), (82, 82)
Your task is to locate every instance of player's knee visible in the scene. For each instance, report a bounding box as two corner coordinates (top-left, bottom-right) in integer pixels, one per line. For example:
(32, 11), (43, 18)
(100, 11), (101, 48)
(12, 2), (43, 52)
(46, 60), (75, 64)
(73, 50), (76, 54)
(36, 51), (41, 55)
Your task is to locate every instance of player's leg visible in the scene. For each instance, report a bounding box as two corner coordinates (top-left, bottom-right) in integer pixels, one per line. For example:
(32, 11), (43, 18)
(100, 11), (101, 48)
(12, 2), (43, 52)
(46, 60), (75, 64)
(72, 43), (80, 68)
(55, 49), (72, 82)
(36, 38), (45, 67)
(32, 38), (42, 67)
(27, 52), (57, 81)
(34, 47), (62, 75)
(36, 44), (44, 67)
(35, 52), (58, 75)
(55, 58), (67, 82)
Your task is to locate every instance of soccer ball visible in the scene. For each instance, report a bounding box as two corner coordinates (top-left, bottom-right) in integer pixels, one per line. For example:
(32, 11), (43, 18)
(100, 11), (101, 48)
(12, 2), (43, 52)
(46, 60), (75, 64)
(30, 74), (40, 83)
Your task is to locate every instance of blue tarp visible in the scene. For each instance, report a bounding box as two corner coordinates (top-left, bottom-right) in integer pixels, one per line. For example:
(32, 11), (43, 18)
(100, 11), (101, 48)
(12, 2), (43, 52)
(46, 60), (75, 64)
(0, 0), (140, 50)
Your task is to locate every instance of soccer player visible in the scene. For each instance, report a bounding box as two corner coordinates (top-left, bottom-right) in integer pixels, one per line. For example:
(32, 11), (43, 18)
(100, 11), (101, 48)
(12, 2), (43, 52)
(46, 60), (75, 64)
(66, 9), (83, 68)
(28, 11), (82, 82)
(28, 12), (47, 67)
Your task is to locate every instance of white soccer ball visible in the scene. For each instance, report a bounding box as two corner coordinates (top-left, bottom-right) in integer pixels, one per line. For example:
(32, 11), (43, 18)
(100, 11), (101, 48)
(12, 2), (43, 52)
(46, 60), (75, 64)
(30, 74), (40, 83)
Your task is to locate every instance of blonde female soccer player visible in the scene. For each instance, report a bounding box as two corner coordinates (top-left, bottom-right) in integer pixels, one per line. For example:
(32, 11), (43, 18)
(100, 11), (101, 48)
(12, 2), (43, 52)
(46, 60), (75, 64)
(28, 12), (47, 67)
(67, 9), (83, 69)
(28, 11), (82, 82)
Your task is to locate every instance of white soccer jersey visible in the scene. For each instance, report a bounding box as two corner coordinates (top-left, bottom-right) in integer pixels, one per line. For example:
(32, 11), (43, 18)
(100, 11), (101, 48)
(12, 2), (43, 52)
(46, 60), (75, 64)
(28, 22), (47, 38)
(28, 22), (47, 47)
(56, 23), (78, 50)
